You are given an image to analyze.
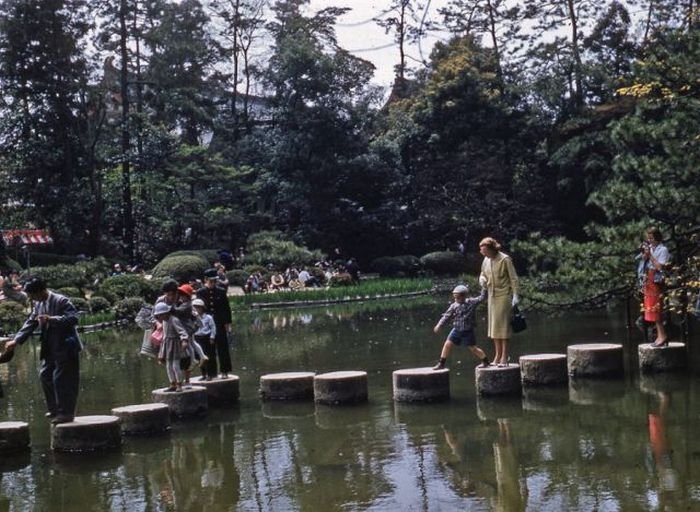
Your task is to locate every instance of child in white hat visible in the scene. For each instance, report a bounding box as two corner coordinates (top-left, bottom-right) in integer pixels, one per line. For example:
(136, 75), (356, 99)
(154, 302), (190, 392)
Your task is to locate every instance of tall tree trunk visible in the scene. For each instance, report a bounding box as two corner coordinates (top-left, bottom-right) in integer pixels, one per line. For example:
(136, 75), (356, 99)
(230, 0), (241, 138)
(643, 0), (654, 44)
(119, 0), (134, 260)
(486, 0), (504, 94)
(133, 0), (145, 260)
(565, 0), (584, 108)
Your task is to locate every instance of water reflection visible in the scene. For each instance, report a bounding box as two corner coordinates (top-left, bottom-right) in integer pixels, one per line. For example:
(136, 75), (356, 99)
(647, 391), (680, 501)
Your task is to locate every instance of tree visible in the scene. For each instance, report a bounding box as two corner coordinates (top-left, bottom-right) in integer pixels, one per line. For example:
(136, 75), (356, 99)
(376, 0), (424, 92)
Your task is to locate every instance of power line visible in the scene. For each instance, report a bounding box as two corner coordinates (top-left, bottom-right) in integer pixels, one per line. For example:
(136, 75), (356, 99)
(347, 42), (398, 53)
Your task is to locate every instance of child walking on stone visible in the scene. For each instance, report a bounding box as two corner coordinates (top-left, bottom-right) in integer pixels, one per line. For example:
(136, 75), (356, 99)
(154, 302), (190, 392)
(432, 284), (489, 370)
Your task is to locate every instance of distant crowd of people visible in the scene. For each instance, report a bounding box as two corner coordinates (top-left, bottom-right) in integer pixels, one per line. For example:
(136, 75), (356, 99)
(243, 258), (360, 294)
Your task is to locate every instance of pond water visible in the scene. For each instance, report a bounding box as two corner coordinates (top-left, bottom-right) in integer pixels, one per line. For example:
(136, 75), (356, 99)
(1, 296), (700, 511)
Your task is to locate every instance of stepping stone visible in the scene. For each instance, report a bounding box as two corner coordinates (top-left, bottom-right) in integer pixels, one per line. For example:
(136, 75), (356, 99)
(260, 372), (315, 401)
(475, 364), (522, 396)
(111, 403), (170, 435)
(193, 376), (240, 406)
(519, 354), (567, 386)
(152, 386), (208, 418)
(314, 371), (368, 405)
(638, 342), (686, 373)
(51, 415), (122, 453)
(0, 421), (30, 455)
(392, 367), (449, 402)
(567, 343), (624, 378)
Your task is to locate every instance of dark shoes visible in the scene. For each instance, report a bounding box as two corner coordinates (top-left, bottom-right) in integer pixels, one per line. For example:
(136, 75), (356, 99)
(652, 339), (669, 348)
(432, 361), (446, 371)
(480, 359), (491, 368)
(51, 415), (74, 424)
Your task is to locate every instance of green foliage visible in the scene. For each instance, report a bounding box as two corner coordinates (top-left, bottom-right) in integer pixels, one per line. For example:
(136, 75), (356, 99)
(329, 273), (353, 287)
(420, 251), (467, 275)
(167, 250), (220, 265)
(57, 287), (82, 299)
(88, 296), (111, 314)
(151, 254), (210, 282)
(70, 297), (89, 312)
(114, 297), (147, 321)
(227, 269), (249, 287)
(0, 301), (26, 334)
(29, 264), (90, 290)
(371, 255), (422, 277)
(97, 275), (161, 304)
(244, 231), (324, 269)
(0, 256), (22, 272)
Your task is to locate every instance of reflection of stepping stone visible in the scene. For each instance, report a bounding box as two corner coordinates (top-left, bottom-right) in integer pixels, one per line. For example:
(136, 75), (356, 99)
(392, 367), (449, 402)
(638, 342), (686, 373)
(519, 354), (567, 386)
(152, 386), (208, 418)
(51, 416), (122, 453)
(314, 371), (368, 405)
(0, 421), (30, 455)
(260, 372), (315, 401)
(194, 376), (240, 406)
(475, 364), (521, 396)
(567, 343), (623, 378)
(111, 403), (170, 435)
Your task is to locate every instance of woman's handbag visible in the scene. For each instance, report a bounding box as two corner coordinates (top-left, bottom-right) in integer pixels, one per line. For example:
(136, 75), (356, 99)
(511, 305), (527, 333)
(140, 329), (158, 358)
(149, 322), (164, 348)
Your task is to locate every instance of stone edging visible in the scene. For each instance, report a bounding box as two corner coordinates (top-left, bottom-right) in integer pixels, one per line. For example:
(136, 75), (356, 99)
(248, 289), (433, 310)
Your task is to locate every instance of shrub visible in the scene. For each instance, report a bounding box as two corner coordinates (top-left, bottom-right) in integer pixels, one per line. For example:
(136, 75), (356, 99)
(395, 255), (422, 275)
(28, 264), (89, 290)
(151, 254), (209, 282)
(167, 249), (219, 265)
(227, 269), (249, 287)
(0, 256), (22, 273)
(420, 251), (467, 275)
(70, 297), (89, 312)
(88, 296), (111, 313)
(57, 287), (82, 299)
(114, 297), (146, 321)
(243, 264), (266, 275)
(97, 274), (161, 304)
(370, 255), (422, 277)
(0, 301), (26, 334)
(244, 231), (324, 268)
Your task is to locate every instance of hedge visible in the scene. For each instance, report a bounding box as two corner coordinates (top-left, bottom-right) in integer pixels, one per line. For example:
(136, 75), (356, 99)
(151, 254), (210, 282)
(96, 274), (161, 304)
(114, 297), (147, 321)
(419, 251), (467, 275)
(0, 301), (26, 334)
(370, 255), (422, 277)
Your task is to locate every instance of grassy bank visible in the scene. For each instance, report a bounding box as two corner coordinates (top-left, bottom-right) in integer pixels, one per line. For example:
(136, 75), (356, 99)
(229, 278), (434, 309)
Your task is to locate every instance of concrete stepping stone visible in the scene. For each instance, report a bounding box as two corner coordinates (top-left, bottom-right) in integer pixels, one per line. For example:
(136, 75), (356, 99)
(193, 376), (240, 406)
(519, 354), (567, 386)
(0, 421), (30, 455)
(260, 372), (315, 401)
(152, 386), (208, 418)
(567, 343), (624, 378)
(475, 364), (522, 396)
(111, 403), (170, 435)
(392, 367), (449, 402)
(638, 342), (686, 373)
(313, 371), (368, 405)
(51, 415), (122, 453)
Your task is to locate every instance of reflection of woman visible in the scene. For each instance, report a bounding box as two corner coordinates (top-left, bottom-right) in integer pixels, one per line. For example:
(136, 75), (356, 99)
(479, 238), (519, 366)
(493, 419), (527, 512)
(648, 392), (678, 495)
(638, 227), (670, 346)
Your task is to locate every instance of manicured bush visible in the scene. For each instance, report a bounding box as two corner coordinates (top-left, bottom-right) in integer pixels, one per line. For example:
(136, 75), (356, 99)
(167, 249), (220, 265)
(243, 264), (267, 275)
(70, 297), (89, 312)
(0, 256), (22, 272)
(395, 255), (422, 275)
(0, 301), (26, 334)
(57, 287), (82, 299)
(227, 269), (249, 287)
(243, 231), (324, 269)
(28, 264), (90, 290)
(370, 255), (422, 277)
(114, 297), (147, 321)
(329, 272), (353, 287)
(420, 251), (467, 275)
(97, 274), (161, 304)
(88, 296), (111, 313)
(151, 254), (210, 282)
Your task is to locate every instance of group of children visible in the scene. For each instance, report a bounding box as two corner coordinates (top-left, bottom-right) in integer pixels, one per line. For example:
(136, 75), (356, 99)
(152, 280), (218, 392)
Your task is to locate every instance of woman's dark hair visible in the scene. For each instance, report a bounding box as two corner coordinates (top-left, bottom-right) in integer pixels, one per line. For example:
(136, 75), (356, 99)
(646, 227), (663, 243)
(161, 278), (179, 293)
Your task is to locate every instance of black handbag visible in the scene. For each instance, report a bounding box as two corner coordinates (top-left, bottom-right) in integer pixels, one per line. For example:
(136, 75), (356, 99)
(511, 305), (527, 333)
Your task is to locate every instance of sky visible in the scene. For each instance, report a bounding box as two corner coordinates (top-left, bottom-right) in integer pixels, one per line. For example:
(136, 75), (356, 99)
(308, 0), (451, 88)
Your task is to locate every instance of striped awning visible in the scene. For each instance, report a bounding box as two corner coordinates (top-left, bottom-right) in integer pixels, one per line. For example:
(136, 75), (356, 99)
(2, 229), (53, 246)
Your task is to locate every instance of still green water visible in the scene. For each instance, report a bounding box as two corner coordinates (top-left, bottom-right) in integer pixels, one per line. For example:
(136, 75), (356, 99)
(1, 296), (699, 511)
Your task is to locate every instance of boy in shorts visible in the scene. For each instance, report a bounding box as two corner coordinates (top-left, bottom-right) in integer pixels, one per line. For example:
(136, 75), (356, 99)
(432, 284), (489, 370)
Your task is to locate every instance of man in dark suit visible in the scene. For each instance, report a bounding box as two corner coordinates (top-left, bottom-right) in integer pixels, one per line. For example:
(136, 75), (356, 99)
(3, 277), (82, 423)
(196, 268), (233, 380)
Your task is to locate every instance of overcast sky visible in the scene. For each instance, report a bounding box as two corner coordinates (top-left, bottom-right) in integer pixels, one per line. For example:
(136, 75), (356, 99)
(308, 0), (451, 88)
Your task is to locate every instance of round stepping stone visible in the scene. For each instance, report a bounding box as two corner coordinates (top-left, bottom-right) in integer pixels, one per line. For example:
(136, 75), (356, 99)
(152, 386), (208, 418)
(314, 371), (368, 405)
(0, 421), (30, 455)
(519, 354), (567, 386)
(111, 403), (170, 435)
(638, 342), (686, 373)
(51, 415), (122, 453)
(193, 376), (240, 406)
(260, 372), (315, 401)
(475, 364), (522, 396)
(567, 343), (623, 378)
(392, 367), (449, 402)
